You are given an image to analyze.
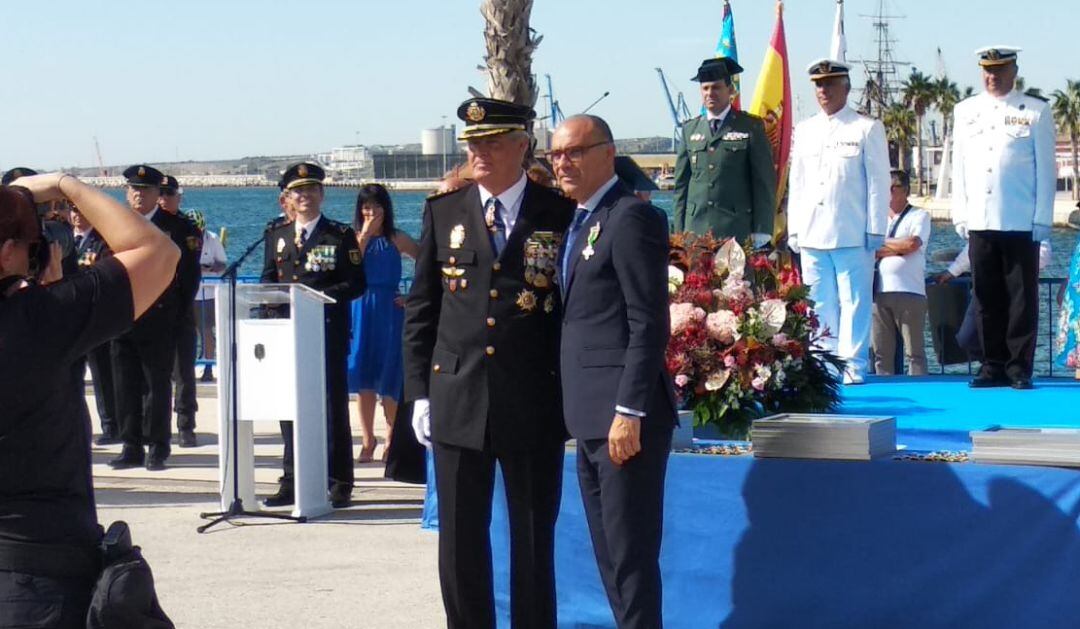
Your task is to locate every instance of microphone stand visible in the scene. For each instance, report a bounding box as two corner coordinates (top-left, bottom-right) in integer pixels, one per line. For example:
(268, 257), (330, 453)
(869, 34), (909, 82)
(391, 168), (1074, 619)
(198, 230), (306, 532)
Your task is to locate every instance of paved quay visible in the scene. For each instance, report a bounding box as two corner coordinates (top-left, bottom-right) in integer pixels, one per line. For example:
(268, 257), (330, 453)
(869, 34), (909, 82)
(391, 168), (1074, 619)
(87, 385), (446, 628)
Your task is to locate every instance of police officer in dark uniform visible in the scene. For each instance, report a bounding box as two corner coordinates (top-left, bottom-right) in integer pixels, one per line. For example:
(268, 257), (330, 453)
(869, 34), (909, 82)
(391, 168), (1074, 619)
(71, 203), (121, 444)
(159, 174), (203, 446)
(109, 164), (202, 471)
(260, 162), (365, 508)
(403, 98), (574, 629)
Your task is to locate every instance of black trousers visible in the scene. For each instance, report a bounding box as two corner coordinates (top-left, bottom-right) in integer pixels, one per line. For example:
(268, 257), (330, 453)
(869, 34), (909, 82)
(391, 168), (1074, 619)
(968, 230), (1039, 379)
(112, 332), (174, 453)
(280, 333), (354, 487)
(432, 438), (564, 629)
(577, 426), (672, 629)
(0, 570), (92, 629)
(172, 306), (198, 430)
(86, 341), (117, 433)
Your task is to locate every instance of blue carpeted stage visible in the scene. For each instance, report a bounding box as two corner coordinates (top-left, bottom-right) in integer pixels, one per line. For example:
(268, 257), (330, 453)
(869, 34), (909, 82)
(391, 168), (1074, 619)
(424, 377), (1080, 628)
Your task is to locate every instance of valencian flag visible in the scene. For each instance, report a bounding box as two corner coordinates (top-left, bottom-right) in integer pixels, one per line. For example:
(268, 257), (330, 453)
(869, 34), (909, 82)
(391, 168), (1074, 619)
(747, 0), (792, 244)
(715, 0), (740, 110)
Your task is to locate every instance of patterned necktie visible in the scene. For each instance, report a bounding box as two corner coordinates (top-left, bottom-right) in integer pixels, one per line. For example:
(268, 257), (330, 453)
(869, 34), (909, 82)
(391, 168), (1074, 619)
(486, 197), (507, 256)
(710, 117), (722, 135)
(294, 227), (306, 249)
(561, 207), (590, 284)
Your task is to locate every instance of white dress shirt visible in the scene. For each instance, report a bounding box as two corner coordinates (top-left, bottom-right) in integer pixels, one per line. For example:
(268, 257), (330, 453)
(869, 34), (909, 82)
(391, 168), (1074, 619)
(478, 171), (528, 233)
(947, 239), (1052, 277)
(788, 105), (891, 249)
(294, 214), (321, 243)
(706, 105), (732, 129)
(951, 90), (1056, 232)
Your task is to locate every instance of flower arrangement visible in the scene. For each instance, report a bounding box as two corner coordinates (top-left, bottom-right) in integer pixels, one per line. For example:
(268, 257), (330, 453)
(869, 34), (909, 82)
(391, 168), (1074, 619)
(666, 233), (844, 439)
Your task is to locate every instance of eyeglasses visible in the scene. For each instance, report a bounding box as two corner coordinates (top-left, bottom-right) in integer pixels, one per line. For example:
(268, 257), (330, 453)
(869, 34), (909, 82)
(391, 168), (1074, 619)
(545, 141), (611, 164)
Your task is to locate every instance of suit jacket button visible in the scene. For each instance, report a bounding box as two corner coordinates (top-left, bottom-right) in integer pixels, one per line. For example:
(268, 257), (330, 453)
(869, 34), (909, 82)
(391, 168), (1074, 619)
(489, 289), (499, 299)
(492, 262), (501, 272)
(486, 317), (496, 327)
(433, 364), (441, 373)
(292, 275), (299, 281)
(485, 346), (496, 356)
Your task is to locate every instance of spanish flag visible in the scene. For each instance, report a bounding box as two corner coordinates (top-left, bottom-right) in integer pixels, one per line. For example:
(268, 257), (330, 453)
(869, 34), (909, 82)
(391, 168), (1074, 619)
(747, 1), (792, 244)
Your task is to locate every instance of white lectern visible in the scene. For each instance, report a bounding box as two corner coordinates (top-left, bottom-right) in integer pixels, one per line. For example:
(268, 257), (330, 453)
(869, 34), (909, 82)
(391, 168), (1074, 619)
(214, 283), (336, 520)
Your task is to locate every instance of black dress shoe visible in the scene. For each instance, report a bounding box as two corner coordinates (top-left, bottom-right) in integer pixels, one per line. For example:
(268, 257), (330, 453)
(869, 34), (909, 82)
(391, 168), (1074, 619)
(1011, 377), (1034, 390)
(263, 484), (295, 508)
(108, 447), (145, 469)
(330, 483), (352, 509)
(178, 429), (197, 448)
(145, 457), (167, 471)
(969, 374), (1010, 388)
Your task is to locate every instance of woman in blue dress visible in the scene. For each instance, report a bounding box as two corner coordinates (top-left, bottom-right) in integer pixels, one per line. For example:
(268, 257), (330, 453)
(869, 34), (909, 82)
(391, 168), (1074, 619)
(1057, 206), (1080, 379)
(347, 184), (419, 461)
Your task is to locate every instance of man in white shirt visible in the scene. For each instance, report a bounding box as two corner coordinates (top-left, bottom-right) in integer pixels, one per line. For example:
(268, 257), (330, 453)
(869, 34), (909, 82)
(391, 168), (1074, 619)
(871, 170), (931, 375)
(950, 45), (1055, 389)
(788, 59), (891, 384)
(189, 210), (227, 381)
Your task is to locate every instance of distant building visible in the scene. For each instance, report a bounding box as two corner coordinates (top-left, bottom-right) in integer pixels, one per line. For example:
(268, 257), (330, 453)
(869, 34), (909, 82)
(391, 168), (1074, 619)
(372, 153), (465, 180)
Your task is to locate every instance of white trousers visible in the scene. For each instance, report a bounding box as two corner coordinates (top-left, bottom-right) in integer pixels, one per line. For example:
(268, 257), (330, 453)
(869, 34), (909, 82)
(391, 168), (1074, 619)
(801, 247), (875, 377)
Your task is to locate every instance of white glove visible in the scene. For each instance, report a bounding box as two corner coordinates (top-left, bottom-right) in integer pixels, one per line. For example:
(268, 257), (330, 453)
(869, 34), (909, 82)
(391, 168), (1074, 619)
(1032, 224), (1051, 242)
(787, 233), (800, 254)
(955, 223), (969, 240)
(751, 233), (772, 249)
(411, 398), (431, 449)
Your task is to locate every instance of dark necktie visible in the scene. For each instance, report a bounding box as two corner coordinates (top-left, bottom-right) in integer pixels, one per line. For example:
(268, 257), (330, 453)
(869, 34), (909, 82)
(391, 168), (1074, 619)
(74, 234), (84, 251)
(487, 197), (507, 256)
(561, 207), (590, 284)
(710, 117), (722, 135)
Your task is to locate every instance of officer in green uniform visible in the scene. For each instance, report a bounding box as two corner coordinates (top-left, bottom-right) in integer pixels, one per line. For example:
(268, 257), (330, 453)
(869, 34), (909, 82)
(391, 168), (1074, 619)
(673, 57), (776, 246)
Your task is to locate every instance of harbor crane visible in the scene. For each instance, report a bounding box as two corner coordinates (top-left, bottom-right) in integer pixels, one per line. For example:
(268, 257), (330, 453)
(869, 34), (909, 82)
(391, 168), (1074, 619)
(542, 74), (565, 125)
(93, 136), (107, 177)
(655, 68), (693, 151)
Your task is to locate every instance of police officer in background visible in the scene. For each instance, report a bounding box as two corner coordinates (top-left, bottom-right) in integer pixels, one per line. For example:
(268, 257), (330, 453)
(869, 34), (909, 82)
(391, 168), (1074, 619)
(673, 57), (777, 246)
(109, 164), (202, 471)
(71, 203), (122, 445)
(1, 173), (179, 627)
(403, 98), (574, 629)
(261, 162), (365, 508)
(158, 174), (203, 446)
(788, 60), (891, 384)
(951, 46), (1055, 389)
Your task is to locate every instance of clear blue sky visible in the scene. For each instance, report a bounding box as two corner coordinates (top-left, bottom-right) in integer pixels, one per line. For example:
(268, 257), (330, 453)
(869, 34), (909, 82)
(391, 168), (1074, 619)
(1, 0), (1071, 170)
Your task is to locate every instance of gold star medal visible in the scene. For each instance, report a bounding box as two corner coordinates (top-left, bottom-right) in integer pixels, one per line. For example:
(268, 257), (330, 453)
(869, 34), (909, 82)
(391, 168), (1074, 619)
(582, 223), (600, 260)
(449, 224), (465, 249)
(516, 289), (538, 312)
(543, 293), (555, 313)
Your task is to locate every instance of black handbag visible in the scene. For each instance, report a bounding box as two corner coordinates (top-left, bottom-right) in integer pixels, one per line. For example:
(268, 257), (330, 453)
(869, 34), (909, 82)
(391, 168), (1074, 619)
(86, 522), (174, 629)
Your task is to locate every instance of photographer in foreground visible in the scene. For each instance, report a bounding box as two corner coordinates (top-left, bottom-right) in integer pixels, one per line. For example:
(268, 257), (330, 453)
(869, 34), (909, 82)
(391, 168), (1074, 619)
(0, 173), (178, 628)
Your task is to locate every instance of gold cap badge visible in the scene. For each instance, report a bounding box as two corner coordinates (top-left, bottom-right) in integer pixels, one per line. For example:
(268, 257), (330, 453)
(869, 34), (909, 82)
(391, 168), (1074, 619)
(298, 164), (308, 178)
(466, 102), (486, 123)
(137, 166), (146, 177)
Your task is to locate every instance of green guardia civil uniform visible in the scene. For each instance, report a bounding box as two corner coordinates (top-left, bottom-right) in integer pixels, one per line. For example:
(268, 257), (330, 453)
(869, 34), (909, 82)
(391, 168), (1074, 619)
(672, 109), (777, 241)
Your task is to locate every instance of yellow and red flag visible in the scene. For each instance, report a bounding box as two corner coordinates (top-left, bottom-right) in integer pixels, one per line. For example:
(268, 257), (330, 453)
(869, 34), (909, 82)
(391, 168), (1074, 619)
(747, 1), (792, 244)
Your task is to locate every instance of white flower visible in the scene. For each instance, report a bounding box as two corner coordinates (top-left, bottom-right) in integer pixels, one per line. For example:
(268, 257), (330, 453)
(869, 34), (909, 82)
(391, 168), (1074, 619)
(668, 266), (685, 295)
(674, 374), (690, 387)
(714, 238), (747, 280)
(759, 299), (787, 337)
(704, 369), (731, 391)
(706, 310), (741, 343)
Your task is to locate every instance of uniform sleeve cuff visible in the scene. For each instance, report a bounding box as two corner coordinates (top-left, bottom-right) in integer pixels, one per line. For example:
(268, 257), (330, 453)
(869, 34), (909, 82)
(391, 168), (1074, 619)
(615, 406), (646, 418)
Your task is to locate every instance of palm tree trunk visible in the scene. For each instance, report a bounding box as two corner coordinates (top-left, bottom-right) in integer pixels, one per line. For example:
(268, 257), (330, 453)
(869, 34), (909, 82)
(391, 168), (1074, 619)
(1071, 133), (1079, 201)
(481, 0), (539, 108)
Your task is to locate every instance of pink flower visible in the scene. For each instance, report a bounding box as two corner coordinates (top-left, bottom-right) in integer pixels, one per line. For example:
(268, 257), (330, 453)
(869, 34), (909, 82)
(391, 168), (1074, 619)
(722, 277), (753, 303)
(724, 355), (737, 368)
(674, 374), (690, 388)
(706, 310), (741, 344)
(772, 332), (790, 346)
(670, 303), (706, 333)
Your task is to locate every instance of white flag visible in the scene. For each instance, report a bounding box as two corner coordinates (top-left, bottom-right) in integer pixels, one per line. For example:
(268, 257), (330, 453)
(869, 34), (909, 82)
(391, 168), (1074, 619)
(830, 0), (847, 62)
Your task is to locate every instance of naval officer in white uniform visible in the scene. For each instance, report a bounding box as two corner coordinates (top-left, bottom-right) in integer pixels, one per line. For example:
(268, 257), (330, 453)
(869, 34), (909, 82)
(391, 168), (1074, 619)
(788, 59), (891, 384)
(951, 46), (1056, 390)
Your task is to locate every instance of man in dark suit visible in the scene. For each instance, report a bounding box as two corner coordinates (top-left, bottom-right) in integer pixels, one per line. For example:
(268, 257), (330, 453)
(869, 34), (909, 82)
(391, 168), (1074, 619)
(673, 57), (776, 246)
(158, 174), (203, 447)
(109, 164), (202, 471)
(403, 97), (574, 629)
(260, 162), (365, 508)
(71, 204), (120, 445)
(552, 115), (676, 629)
